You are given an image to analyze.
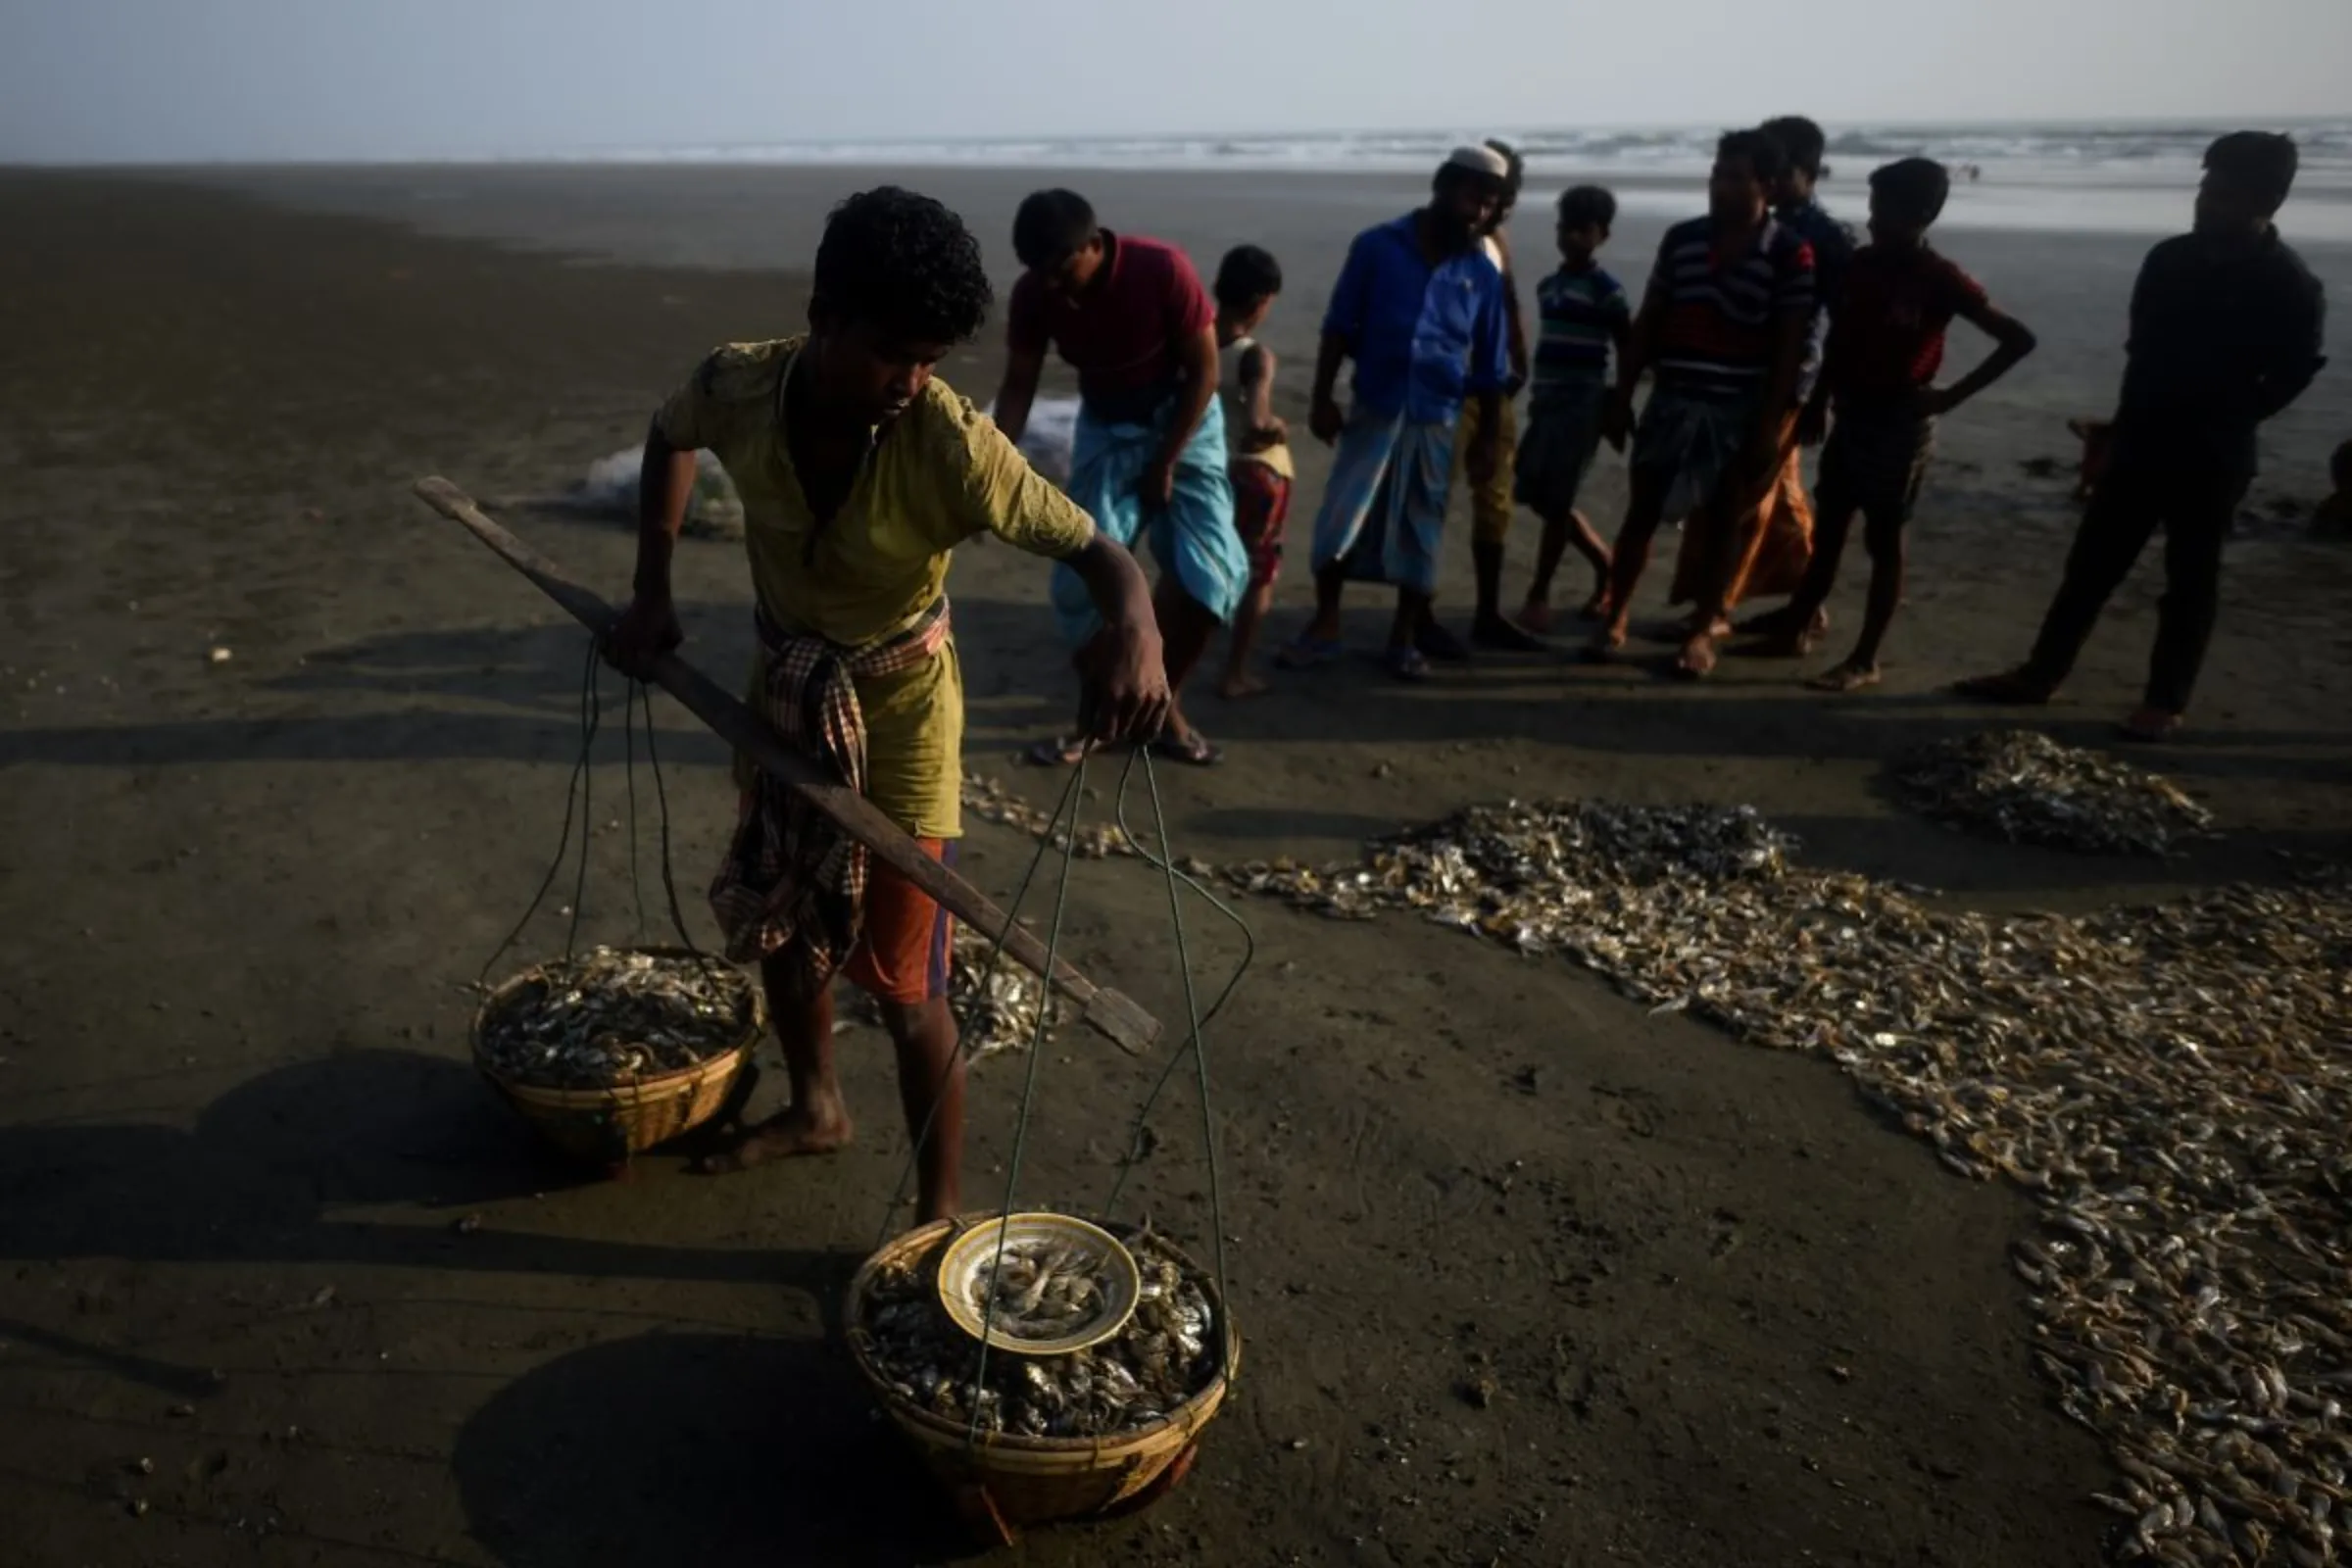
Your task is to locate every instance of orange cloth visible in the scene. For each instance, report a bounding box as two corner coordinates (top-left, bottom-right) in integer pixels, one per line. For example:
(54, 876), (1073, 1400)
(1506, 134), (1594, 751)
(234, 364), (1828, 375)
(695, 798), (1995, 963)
(844, 841), (955, 1005)
(1669, 412), (1815, 611)
(734, 793), (954, 1004)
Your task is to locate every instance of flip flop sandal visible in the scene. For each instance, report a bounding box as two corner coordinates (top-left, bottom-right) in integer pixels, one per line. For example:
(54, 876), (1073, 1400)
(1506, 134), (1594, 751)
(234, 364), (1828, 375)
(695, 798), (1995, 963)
(1148, 730), (1223, 766)
(1024, 735), (1092, 767)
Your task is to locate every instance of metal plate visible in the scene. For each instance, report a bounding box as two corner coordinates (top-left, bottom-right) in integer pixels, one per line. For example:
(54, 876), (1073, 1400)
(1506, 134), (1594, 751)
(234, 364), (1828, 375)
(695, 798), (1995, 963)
(936, 1212), (1143, 1356)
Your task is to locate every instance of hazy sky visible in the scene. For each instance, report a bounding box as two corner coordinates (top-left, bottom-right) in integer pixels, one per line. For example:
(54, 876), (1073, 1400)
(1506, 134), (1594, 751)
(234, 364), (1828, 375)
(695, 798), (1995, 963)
(3, 0), (2347, 164)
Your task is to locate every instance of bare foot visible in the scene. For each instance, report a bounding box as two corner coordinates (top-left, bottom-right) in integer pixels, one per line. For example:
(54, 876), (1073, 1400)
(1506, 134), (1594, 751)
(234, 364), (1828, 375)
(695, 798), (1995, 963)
(1515, 598), (1556, 635)
(1674, 632), (1720, 678)
(2118, 706), (2182, 742)
(1578, 588), (1614, 622)
(1806, 659), (1882, 693)
(693, 1100), (852, 1174)
(1582, 621), (1630, 662)
(1217, 672), (1270, 700)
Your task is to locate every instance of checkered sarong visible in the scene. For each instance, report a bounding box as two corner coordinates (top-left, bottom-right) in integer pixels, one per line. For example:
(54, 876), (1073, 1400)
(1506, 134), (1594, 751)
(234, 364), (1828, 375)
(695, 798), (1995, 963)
(708, 598), (952, 976)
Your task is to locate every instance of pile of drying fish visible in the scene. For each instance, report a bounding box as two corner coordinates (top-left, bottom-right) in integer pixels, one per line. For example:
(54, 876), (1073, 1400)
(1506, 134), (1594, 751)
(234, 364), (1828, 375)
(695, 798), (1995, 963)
(1199, 798), (2352, 1565)
(964, 1236), (1115, 1343)
(963, 773), (1139, 862)
(475, 947), (755, 1089)
(860, 1227), (1220, 1439)
(1889, 729), (2217, 857)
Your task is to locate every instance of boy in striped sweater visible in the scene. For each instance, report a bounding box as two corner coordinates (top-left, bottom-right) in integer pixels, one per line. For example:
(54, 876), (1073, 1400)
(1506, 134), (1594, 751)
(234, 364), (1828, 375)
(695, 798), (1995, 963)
(1514, 184), (1631, 629)
(1590, 130), (1816, 674)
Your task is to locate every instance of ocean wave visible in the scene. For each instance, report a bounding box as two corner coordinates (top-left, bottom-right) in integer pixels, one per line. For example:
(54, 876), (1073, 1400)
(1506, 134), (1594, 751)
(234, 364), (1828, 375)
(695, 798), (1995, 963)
(546, 119), (2352, 184)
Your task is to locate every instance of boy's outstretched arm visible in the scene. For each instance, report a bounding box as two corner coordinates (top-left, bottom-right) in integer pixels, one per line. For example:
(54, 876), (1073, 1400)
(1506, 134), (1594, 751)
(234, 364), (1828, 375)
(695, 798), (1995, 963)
(1059, 534), (1172, 743)
(1926, 300), (2038, 416)
(991, 345), (1046, 447)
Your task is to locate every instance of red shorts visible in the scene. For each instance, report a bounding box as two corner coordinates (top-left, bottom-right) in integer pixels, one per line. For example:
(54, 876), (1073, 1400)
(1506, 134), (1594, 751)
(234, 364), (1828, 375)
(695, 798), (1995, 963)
(844, 839), (956, 1005)
(1231, 463), (1293, 591)
(734, 790), (955, 1004)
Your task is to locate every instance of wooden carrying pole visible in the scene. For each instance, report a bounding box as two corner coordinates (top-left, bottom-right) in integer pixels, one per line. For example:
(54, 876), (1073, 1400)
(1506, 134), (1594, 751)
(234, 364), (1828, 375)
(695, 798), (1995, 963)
(412, 476), (1160, 1055)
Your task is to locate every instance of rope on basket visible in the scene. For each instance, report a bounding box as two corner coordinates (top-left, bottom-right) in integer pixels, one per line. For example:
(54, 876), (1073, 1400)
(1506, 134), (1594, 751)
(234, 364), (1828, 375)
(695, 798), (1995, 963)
(476, 636), (707, 990)
(870, 744), (1252, 1455)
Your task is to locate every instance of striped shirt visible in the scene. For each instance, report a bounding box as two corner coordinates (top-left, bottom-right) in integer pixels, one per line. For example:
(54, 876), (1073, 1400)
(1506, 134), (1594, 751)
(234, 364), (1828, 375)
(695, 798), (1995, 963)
(1647, 217), (1816, 399)
(1531, 265), (1629, 397)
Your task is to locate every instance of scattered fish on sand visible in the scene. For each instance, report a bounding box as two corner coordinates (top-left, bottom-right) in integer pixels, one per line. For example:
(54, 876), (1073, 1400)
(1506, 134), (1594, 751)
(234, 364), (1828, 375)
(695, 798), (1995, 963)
(861, 1227), (1219, 1440)
(1026, 791), (2342, 1568)
(475, 947), (754, 1089)
(964, 773), (1138, 861)
(1889, 729), (2217, 857)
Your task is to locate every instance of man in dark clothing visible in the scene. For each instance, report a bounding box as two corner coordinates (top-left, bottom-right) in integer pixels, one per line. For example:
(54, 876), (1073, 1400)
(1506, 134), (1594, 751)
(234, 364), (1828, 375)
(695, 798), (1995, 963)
(1958, 131), (2326, 741)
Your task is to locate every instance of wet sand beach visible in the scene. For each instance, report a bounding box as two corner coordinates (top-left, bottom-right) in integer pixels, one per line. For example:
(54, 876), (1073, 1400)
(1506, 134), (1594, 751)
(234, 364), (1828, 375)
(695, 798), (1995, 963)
(1, 166), (2348, 1566)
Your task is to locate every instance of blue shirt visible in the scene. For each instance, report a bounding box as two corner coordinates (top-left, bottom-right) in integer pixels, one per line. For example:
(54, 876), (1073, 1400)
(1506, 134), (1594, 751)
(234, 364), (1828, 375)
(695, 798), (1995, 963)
(1322, 214), (1510, 422)
(1776, 198), (1856, 400)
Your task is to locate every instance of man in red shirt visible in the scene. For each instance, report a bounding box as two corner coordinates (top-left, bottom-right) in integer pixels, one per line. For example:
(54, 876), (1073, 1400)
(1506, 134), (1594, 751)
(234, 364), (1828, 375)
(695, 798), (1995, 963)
(994, 190), (1245, 765)
(1743, 158), (2037, 690)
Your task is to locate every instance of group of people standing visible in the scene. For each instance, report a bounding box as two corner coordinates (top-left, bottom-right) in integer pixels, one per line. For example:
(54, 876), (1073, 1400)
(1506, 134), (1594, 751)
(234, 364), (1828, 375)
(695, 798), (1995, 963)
(996, 118), (2326, 756)
(600, 121), (2326, 1226)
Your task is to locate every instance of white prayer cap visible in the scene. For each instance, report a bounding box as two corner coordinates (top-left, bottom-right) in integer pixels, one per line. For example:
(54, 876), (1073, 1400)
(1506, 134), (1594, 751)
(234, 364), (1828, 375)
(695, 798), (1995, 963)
(1443, 144), (1510, 180)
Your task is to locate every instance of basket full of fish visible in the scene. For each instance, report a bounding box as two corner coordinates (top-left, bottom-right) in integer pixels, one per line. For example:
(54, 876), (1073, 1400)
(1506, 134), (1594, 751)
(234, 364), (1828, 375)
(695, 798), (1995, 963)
(845, 1212), (1238, 1544)
(469, 945), (763, 1164)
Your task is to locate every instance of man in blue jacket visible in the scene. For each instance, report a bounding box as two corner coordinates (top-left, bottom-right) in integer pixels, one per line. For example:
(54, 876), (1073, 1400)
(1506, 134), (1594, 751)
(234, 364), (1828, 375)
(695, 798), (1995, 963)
(1283, 146), (1512, 683)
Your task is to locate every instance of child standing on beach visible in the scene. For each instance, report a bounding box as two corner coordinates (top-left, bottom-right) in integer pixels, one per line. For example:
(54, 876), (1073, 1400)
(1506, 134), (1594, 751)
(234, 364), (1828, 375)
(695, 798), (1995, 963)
(1749, 158), (2038, 691)
(1513, 185), (1631, 630)
(1210, 244), (1291, 698)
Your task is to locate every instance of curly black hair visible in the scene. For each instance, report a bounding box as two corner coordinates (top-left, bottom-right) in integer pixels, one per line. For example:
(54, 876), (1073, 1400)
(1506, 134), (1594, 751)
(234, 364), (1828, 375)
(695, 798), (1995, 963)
(811, 186), (992, 345)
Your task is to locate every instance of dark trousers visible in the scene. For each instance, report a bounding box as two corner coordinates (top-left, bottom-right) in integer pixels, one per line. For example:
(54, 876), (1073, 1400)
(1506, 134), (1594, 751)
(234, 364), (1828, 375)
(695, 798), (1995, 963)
(2025, 451), (2246, 713)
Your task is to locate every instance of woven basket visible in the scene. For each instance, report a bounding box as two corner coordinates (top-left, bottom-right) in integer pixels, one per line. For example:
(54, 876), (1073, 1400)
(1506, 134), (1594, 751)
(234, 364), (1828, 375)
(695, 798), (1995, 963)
(469, 947), (762, 1165)
(844, 1216), (1240, 1540)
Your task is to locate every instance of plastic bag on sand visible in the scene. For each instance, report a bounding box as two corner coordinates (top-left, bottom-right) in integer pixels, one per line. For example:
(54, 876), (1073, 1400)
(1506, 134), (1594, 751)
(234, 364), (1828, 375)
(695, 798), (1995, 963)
(580, 446), (745, 540)
(574, 394), (1078, 541)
